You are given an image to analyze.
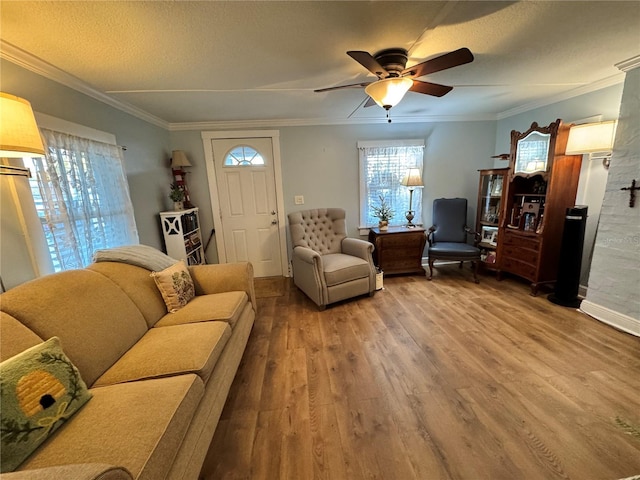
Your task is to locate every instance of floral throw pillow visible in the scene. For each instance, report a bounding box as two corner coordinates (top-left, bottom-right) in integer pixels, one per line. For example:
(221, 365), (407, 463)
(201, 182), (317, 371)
(151, 260), (195, 313)
(0, 337), (92, 472)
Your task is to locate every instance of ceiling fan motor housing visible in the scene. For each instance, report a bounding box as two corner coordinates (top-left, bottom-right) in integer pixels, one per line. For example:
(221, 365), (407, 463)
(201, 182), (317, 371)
(373, 48), (409, 77)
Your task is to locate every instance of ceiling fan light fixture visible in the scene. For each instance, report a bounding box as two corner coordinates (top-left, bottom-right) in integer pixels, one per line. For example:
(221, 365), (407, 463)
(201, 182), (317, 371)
(365, 77), (413, 109)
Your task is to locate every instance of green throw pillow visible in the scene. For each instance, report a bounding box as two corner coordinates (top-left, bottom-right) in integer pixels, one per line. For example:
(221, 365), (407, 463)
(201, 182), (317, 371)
(0, 337), (92, 472)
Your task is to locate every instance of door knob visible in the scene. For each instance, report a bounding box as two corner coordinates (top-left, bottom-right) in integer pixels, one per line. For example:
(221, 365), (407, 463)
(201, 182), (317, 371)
(271, 219), (278, 225)
(271, 210), (276, 215)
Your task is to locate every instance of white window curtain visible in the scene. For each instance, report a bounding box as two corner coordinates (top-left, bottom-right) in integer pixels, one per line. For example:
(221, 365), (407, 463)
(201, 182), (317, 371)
(358, 140), (425, 228)
(25, 128), (138, 272)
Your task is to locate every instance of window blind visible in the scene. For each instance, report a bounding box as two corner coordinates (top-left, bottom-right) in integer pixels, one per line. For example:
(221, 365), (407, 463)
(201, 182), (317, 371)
(358, 140), (425, 228)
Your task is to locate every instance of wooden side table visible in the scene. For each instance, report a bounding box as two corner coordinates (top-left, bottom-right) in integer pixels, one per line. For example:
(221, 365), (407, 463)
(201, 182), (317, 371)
(368, 226), (427, 276)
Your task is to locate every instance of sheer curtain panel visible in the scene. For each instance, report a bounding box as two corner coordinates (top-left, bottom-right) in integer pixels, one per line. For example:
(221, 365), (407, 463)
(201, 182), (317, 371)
(26, 129), (138, 272)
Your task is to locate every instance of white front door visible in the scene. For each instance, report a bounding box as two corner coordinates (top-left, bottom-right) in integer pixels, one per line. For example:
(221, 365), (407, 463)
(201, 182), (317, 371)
(206, 135), (284, 277)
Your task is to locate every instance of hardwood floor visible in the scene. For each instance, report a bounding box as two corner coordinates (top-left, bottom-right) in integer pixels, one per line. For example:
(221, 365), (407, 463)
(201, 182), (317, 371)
(201, 265), (640, 480)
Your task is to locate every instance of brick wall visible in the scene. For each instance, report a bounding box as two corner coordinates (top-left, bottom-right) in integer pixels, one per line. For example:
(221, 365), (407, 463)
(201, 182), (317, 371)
(583, 63), (640, 330)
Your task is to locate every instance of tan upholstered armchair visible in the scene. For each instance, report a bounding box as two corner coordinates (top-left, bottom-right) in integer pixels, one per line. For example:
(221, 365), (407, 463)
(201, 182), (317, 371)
(288, 208), (376, 310)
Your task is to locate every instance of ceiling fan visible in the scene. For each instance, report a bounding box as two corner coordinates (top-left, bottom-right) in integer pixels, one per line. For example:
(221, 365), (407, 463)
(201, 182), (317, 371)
(315, 47), (474, 115)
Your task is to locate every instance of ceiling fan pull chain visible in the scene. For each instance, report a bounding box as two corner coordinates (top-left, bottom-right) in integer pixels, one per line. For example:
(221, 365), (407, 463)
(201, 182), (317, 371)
(387, 110), (392, 123)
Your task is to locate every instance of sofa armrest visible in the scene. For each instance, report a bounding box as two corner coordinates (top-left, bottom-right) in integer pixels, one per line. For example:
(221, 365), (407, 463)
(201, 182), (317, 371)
(2, 464), (132, 480)
(292, 246), (321, 265)
(188, 262), (256, 313)
(291, 247), (325, 307)
(341, 237), (374, 260)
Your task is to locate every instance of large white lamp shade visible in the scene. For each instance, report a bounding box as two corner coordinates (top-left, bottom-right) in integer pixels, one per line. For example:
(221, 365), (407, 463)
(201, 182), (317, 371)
(0, 92), (45, 158)
(565, 120), (617, 155)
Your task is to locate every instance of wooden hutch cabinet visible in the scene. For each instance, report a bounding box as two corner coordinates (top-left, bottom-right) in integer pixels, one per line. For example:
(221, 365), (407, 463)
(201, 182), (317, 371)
(497, 119), (582, 294)
(476, 167), (509, 270)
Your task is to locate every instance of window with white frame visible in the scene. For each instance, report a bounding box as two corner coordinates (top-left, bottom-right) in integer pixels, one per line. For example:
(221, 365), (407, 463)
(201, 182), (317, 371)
(22, 127), (138, 272)
(358, 140), (425, 228)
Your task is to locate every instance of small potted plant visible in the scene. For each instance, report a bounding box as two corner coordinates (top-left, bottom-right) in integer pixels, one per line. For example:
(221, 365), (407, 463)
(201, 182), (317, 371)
(169, 183), (185, 210)
(372, 194), (394, 231)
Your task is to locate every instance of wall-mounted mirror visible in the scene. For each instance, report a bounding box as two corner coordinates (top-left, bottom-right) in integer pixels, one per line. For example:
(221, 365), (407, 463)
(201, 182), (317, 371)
(515, 130), (551, 174)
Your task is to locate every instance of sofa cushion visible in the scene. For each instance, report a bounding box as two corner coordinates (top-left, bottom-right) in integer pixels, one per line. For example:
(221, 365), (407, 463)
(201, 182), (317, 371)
(93, 322), (231, 387)
(151, 260), (195, 313)
(0, 312), (43, 362)
(20, 374), (204, 480)
(429, 241), (480, 259)
(154, 291), (248, 329)
(0, 337), (92, 473)
(5, 464), (133, 480)
(0, 269), (148, 388)
(87, 262), (168, 328)
(322, 253), (372, 286)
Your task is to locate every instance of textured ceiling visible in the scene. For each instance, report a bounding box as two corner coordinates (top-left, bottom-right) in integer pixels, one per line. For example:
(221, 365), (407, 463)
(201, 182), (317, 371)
(1, 1), (638, 127)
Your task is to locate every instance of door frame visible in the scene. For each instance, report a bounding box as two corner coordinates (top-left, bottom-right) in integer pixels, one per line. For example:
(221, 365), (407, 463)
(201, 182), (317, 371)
(201, 130), (289, 277)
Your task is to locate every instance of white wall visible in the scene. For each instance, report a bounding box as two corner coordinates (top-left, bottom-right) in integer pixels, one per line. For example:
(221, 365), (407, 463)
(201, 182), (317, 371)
(582, 66), (640, 334)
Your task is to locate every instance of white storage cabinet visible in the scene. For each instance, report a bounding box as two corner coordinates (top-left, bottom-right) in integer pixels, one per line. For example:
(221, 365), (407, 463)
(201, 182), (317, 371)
(160, 207), (205, 265)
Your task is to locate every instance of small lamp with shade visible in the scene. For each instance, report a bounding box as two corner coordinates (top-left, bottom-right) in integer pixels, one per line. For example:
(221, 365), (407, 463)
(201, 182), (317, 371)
(170, 150), (194, 209)
(400, 168), (423, 228)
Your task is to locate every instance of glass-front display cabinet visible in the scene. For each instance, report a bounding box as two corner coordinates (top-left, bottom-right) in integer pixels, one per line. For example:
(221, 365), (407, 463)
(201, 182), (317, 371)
(476, 168), (509, 269)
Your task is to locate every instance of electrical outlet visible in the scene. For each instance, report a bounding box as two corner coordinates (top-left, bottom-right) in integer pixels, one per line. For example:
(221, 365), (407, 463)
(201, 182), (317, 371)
(294, 195), (304, 205)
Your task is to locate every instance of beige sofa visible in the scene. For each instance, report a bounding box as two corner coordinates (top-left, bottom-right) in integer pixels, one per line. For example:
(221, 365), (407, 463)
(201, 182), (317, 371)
(0, 259), (256, 480)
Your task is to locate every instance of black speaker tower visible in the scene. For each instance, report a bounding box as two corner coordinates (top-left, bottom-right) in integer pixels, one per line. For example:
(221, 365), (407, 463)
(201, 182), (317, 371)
(548, 206), (588, 308)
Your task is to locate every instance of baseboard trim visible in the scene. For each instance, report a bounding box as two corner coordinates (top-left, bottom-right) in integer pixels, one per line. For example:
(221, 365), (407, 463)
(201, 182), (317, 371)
(580, 300), (640, 337)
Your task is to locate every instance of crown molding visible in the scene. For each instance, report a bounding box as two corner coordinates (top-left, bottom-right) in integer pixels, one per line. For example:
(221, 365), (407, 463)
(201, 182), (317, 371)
(169, 113), (496, 131)
(1, 40), (169, 130)
(496, 73), (626, 120)
(5, 38), (624, 131)
(616, 55), (640, 72)
(0, 42), (496, 131)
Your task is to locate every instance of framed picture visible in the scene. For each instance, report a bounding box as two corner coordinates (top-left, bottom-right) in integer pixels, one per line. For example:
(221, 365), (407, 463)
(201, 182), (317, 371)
(481, 226), (498, 245)
(490, 177), (503, 196)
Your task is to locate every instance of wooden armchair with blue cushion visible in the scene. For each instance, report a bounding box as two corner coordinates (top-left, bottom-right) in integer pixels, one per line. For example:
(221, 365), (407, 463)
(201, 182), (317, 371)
(427, 198), (481, 283)
(288, 208), (376, 310)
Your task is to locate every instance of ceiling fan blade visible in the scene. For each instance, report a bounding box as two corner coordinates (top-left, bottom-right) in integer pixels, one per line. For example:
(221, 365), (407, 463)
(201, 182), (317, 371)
(347, 51), (389, 78)
(363, 96), (377, 108)
(402, 47), (474, 78)
(410, 80), (454, 97)
(314, 81), (372, 93)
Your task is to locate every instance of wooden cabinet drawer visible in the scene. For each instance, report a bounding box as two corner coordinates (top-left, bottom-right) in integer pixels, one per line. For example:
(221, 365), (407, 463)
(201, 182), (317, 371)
(502, 245), (539, 265)
(381, 257), (421, 272)
(379, 233), (425, 248)
(502, 230), (541, 251)
(501, 257), (537, 281)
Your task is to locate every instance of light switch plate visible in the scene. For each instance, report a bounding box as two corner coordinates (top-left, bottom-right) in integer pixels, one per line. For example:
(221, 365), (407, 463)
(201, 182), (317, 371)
(294, 195), (304, 205)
